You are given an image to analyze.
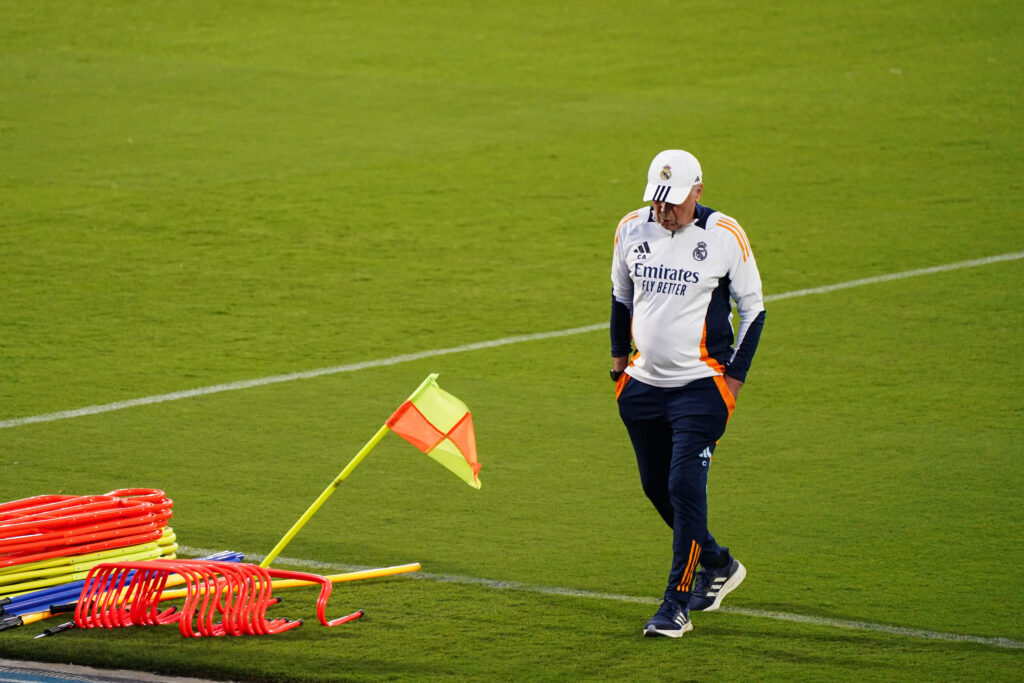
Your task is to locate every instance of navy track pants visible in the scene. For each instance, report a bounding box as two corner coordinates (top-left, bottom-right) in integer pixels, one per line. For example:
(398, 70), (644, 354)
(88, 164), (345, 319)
(616, 374), (734, 603)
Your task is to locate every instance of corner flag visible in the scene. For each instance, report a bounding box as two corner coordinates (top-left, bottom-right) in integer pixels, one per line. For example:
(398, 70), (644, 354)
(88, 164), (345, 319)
(387, 375), (481, 489)
(261, 374), (481, 567)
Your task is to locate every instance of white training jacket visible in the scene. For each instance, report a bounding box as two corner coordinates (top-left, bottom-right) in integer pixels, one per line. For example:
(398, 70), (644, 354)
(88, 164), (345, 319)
(611, 204), (765, 388)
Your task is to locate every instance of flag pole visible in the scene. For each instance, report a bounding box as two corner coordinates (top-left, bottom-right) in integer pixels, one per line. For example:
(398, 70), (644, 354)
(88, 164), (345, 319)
(260, 424), (391, 568)
(260, 374), (441, 569)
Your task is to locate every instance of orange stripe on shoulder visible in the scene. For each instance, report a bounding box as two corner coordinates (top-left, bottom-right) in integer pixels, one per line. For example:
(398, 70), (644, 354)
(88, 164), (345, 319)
(717, 217), (751, 253)
(716, 218), (750, 261)
(614, 211), (640, 246)
(617, 211), (639, 229)
(718, 217), (749, 242)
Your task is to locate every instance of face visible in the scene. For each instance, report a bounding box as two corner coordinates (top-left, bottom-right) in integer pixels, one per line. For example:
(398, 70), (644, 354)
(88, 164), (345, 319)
(652, 184), (703, 231)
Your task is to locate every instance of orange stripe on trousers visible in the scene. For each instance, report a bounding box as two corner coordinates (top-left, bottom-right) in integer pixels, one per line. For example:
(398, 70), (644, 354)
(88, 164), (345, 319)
(678, 540), (701, 592)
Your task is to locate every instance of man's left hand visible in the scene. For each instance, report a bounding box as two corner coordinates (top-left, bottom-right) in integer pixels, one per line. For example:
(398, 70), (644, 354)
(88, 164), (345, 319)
(725, 375), (743, 399)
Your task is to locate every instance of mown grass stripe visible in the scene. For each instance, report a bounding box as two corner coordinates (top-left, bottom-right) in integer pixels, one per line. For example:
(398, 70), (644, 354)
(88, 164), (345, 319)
(2, 251), (1021, 430)
(178, 545), (1024, 650)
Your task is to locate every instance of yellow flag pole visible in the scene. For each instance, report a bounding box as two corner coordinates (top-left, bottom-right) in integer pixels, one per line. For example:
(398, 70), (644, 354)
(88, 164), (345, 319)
(272, 562), (421, 588)
(158, 562), (423, 600)
(260, 424), (391, 568)
(260, 374), (441, 569)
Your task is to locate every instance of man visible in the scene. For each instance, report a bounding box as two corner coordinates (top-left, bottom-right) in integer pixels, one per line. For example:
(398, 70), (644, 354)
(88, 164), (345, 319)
(610, 149), (766, 638)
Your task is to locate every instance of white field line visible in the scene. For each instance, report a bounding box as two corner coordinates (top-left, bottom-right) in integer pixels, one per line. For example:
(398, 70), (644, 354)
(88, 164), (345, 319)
(179, 545), (1024, 650)
(765, 250), (1023, 302)
(2, 251), (1021, 431)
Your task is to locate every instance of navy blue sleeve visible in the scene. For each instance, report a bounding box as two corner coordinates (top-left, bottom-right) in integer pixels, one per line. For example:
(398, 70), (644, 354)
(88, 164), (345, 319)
(610, 292), (632, 357)
(725, 309), (765, 382)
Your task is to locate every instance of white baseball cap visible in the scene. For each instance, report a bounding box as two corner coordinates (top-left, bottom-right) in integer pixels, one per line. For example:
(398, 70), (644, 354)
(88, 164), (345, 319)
(642, 149), (702, 204)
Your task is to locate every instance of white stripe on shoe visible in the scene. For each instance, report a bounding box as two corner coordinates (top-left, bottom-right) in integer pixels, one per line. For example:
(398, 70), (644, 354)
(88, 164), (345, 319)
(693, 560), (747, 612)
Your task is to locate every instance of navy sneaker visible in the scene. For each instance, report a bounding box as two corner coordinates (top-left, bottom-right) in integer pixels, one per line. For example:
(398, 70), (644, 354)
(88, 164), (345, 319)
(688, 557), (746, 611)
(643, 598), (692, 638)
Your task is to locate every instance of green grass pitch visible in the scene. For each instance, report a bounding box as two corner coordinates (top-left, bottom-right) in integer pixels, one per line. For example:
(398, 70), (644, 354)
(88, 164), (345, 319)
(1, 0), (1022, 680)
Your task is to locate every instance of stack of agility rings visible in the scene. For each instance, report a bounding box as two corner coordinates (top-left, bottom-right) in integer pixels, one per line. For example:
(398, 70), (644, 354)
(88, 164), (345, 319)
(0, 489), (177, 613)
(0, 489), (368, 637)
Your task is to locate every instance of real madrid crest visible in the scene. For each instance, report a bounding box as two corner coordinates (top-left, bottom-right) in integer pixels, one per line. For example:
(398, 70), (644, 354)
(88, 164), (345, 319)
(693, 241), (708, 261)
(659, 165), (672, 181)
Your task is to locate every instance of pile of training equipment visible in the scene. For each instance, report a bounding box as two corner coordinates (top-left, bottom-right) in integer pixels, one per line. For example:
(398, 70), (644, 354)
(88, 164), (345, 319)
(0, 489), (178, 622)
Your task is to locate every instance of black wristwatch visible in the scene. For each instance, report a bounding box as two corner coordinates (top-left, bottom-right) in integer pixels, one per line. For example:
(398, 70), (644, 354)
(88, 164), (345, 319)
(610, 369), (624, 382)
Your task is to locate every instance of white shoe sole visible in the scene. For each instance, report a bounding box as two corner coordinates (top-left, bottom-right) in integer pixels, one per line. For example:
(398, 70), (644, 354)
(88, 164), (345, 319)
(643, 621), (693, 638)
(701, 560), (746, 612)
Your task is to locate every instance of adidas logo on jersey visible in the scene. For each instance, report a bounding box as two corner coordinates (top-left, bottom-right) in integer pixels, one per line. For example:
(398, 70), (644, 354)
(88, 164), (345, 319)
(633, 241), (652, 260)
